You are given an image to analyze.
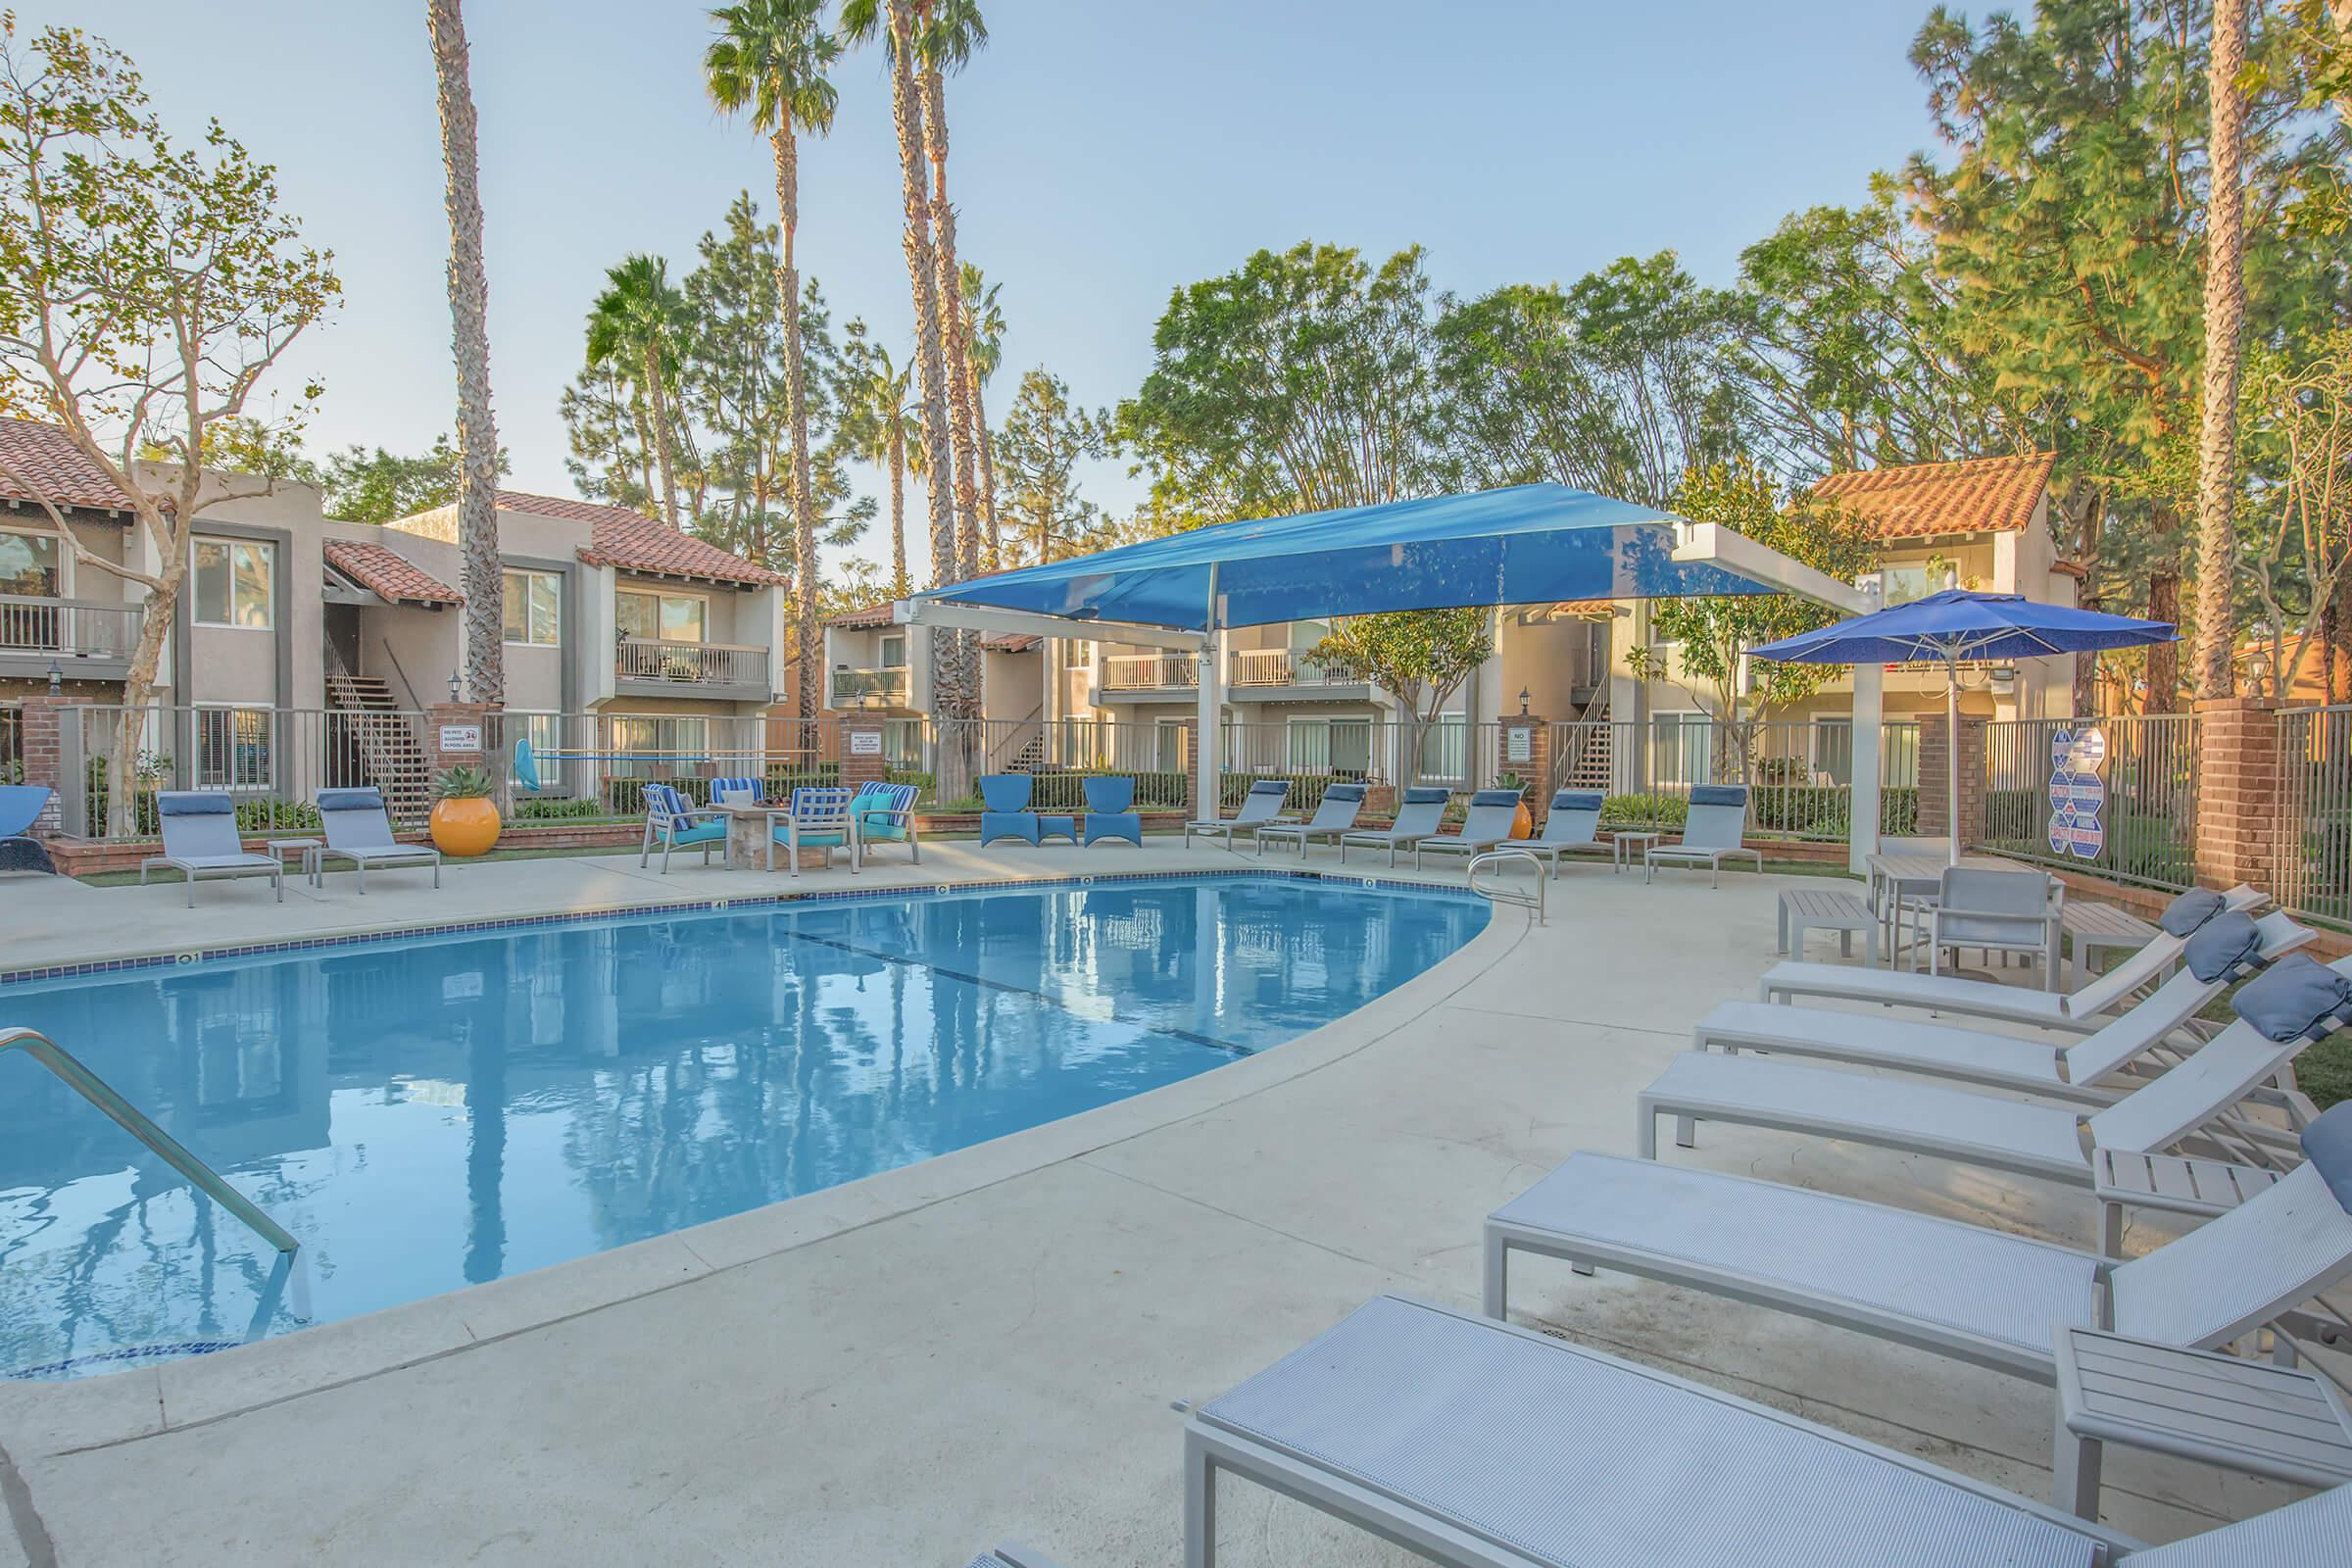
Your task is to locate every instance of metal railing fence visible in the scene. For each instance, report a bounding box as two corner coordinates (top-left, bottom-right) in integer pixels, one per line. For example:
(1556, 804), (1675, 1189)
(2277, 706), (2352, 927)
(1978, 714), (2199, 891)
(1541, 716), (1920, 839)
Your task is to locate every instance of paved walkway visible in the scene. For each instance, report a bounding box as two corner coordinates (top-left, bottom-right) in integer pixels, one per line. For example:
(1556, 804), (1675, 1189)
(0, 846), (2328, 1565)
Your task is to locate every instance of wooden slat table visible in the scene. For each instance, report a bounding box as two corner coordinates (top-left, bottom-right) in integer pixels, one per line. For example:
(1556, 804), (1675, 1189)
(1777, 889), (1879, 964)
(2052, 1327), (2352, 1518)
(2091, 1148), (2285, 1258)
(2061, 902), (2163, 989)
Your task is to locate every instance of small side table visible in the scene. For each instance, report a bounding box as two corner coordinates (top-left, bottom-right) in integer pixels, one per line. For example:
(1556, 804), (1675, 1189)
(1037, 813), (1079, 846)
(2062, 902), (2163, 989)
(269, 837), (324, 887)
(2091, 1148), (2285, 1259)
(2052, 1326), (2352, 1519)
(1612, 830), (1660, 876)
(1777, 889), (1879, 963)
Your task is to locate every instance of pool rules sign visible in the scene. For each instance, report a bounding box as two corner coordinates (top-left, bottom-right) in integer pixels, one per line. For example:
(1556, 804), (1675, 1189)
(2047, 726), (2106, 861)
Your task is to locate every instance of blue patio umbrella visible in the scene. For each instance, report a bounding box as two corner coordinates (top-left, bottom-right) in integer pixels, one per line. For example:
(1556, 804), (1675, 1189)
(1748, 588), (2176, 864)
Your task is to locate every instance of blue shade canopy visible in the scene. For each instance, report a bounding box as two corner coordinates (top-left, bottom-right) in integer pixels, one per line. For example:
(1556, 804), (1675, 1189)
(1748, 589), (2175, 666)
(908, 483), (1775, 630)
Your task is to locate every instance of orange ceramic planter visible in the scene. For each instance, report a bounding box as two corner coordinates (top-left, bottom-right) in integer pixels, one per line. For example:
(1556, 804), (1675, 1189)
(1510, 800), (1535, 839)
(430, 797), (502, 857)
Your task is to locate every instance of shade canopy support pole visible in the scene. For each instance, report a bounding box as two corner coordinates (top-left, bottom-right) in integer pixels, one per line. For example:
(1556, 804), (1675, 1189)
(1849, 661), (1884, 877)
(1195, 564), (1222, 823)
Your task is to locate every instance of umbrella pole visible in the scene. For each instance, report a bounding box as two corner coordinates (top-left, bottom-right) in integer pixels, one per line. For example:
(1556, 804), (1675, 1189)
(1945, 652), (1961, 867)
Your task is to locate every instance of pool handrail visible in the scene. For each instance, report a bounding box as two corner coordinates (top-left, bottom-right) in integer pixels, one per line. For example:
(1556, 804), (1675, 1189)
(2, 1025), (299, 1254)
(1467, 848), (1546, 925)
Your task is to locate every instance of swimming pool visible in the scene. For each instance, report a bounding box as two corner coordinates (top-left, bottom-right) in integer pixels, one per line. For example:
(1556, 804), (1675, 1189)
(1, 874), (1485, 1378)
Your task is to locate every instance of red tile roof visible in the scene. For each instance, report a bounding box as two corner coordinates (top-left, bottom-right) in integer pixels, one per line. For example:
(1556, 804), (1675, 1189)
(980, 632), (1040, 653)
(826, 601), (900, 630)
(0, 417), (133, 514)
(1809, 452), (2056, 540)
(324, 539), (463, 606)
(495, 491), (788, 587)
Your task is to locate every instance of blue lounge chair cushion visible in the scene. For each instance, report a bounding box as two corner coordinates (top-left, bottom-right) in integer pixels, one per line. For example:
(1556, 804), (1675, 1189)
(1400, 786), (1450, 806)
(1466, 788), (1521, 808)
(979, 775), (1032, 812)
(670, 820), (728, 846)
(317, 788), (385, 812)
(2230, 954), (2352, 1043)
(1688, 784), (1747, 808)
(1323, 783), (1368, 804)
(2304, 1103), (2352, 1213)
(158, 791), (235, 815)
(2182, 911), (2264, 983)
(1551, 790), (1603, 811)
(2158, 888), (2228, 936)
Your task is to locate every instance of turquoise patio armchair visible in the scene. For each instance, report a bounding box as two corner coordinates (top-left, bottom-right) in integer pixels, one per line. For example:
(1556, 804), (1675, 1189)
(979, 774), (1040, 846)
(851, 781), (920, 863)
(1081, 776), (1142, 848)
(772, 785), (858, 875)
(639, 782), (729, 873)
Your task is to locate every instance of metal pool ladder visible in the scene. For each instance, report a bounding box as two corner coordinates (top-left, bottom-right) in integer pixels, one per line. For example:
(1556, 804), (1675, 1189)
(3, 1025), (300, 1253)
(1466, 849), (1546, 925)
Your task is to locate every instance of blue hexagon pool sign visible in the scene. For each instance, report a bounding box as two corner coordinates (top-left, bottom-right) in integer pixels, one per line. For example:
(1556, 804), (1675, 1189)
(2047, 726), (2107, 860)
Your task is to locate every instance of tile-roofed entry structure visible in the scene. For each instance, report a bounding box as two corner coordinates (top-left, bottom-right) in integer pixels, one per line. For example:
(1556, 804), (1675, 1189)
(498, 492), (787, 588)
(825, 601), (899, 630)
(323, 540), (463, 607)
(0, 417), (134, 515)
(1810, 452), (2057, 540)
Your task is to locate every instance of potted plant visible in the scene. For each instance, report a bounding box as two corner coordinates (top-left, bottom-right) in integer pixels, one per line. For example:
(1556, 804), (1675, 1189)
(1496, 771), (1536, 839)
(429, 763), (502, 857)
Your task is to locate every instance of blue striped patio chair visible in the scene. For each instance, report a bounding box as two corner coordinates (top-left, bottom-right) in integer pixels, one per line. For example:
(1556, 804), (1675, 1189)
(851, 781), (920, 863)
(639, 781), (729, 873)
(772, 785), (858, 876)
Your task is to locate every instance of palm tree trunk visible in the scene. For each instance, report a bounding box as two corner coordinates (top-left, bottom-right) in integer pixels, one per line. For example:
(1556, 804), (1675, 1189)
(770, 126), (819, 721)
(969, 365), (1000, 568)
(885, 0), (967, 793)
(642, 341), (681, 530)
(2192, 0), (2250, 701)
(426, 0), (505, 707)
(888, 425), (908, 599)
(921, 57), (981, 722)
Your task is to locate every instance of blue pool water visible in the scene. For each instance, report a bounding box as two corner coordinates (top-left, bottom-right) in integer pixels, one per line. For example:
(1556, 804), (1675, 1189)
(0, 874), (1484, 1377)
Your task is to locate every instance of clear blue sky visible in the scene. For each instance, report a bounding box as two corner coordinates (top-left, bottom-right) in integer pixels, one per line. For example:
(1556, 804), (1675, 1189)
(66, 0), (1939, 580)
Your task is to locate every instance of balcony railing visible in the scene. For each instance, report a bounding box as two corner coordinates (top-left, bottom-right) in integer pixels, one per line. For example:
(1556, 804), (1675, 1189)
(830, 666), (910, 707)
(1228, 648), (1353, 687)
(1100, 654), (1198, 691)
(614, 638), (769, 691)
(0, 595), (142, 662)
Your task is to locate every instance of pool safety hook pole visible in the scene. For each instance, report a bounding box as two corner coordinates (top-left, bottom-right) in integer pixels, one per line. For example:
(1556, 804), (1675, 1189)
(2, 1026), (300, 1253)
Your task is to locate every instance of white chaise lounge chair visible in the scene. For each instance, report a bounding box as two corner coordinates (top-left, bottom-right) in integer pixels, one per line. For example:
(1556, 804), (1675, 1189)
(1757, 884), (2266, 1034)
(1643, 784), (1762, 886)
(1184, 778), (1290, 851)
(1487, 1101), (2352, 1392)
(1411, 788), (1523, 871)
(1188, 1293), (2350, 1566)
(1251, 782), (1366, 857)
(313, 787), (441, 894)
(1336, 786), (1449, 866)
(1693, 910), (2314, 1107)
(1638, 955), (2349, 1208)
(139, 791), (283, 906)
(1517, 788), (1610, 875)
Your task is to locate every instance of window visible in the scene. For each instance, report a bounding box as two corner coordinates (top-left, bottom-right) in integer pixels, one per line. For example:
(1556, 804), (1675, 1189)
(879, 632), (906, 668)
(1417, 713), (1468, 783)
(503, 570), (562, 646)
(1883, 564), (1934, 607)
(195, 707), (272, 788)
(1061, 639), (1094, 671)
(1650, 710), (1713, 786)
(192, 540), (273, 629)
(1286, 716), (1372, 776)
(617, 588), (706, 644)
(608, 715), (709, 777)
(883, 717), (923, 767)
(1810, 719), (1853, 787)
(0, 529), (60, 597)
(1152, 717), (1189, 773)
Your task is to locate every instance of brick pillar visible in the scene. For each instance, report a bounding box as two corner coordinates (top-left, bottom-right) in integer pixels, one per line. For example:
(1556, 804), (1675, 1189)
(1916, 710), (1987, 847)
(1178, 718), (1200, 814)
(16, 694), (66, 833)
(426, 703), (500, 779)
(1498, 715), (1549, 822)
(841, 718), (887, 791)
(2193, 698), (2280, 893)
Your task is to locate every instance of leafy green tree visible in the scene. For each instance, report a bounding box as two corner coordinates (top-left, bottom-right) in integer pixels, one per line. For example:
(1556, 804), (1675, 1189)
(586, 254), (692, 528)
(706, 0), (841, 719)
(994, 367), (1108, 567)
(1308, 610), (1494, 786)
(1119, 240), (1440, 529)
(0, 17), (339, 832)
(1627, 464), (1879, 773)
(960, 261), (1006, 563)
(320, 433), (509, 522)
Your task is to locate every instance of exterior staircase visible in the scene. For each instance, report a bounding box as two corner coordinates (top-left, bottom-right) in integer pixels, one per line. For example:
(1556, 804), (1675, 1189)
(1552, 692), (1616, 795)
(325, 669), (431, 823)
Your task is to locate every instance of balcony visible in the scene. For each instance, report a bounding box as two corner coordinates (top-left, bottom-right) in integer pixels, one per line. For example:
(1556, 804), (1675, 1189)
(1225, 648), (1370, 704)
(1100, 654), (1199, 694)
(0, 595), (142, 680)
(830, 666), (910, 709)
(613, 638), (771, 701)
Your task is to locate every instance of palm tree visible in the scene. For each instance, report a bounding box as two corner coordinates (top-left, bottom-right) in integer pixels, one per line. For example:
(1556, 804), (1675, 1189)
(585, 255), (689, 528)
(960, 261), (1006, 566)
(2192, 0), (2250, 699)
(912, 1), (988, 596)
(425, 0), (504, 705)
(843, 327), (924, 598)
(705, 0), (840, 720)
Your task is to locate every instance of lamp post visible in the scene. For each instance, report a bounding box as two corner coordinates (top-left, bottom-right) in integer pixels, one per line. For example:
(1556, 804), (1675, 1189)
(1517, 685), (1530, 716)
(46, 658), (63, 698)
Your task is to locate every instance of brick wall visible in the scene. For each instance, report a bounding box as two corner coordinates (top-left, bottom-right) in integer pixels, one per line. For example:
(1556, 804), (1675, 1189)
(1916, 711), (1987, 845)
(2192, 697), (2281, 892)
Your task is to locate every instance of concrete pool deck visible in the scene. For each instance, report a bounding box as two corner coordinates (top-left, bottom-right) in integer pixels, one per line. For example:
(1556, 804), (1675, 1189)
(0, 844), (2335, 1564)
